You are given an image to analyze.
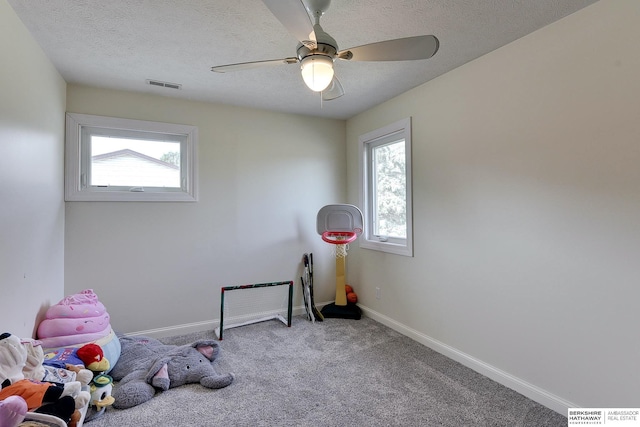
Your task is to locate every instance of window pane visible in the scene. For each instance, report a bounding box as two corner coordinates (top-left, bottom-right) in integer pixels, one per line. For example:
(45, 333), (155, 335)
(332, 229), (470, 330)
(66, 113), (198, 202)
(372, 139), (406, 238)
(90, 136), (181, 187)
(359, 117), (412, 256)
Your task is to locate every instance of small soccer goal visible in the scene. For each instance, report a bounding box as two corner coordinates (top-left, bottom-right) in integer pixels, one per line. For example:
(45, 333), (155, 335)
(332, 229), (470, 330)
(215, 281), (293, 340)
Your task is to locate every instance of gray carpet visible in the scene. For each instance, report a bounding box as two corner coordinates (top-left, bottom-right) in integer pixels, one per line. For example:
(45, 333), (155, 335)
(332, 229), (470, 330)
(85, 316), (567, 426)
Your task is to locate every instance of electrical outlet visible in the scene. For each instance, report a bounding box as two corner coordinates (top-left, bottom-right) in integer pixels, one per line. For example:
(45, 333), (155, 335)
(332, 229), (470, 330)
(376, 287), (381, 299)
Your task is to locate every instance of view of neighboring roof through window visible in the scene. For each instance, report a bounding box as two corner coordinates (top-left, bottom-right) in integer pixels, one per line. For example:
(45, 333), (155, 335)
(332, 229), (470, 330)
(90, 137), (181, 188)
(65, 112), (198, 202)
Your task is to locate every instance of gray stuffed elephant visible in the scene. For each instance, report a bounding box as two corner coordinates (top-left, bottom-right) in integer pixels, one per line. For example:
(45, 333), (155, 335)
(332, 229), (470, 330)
(109, 335), (234, 409)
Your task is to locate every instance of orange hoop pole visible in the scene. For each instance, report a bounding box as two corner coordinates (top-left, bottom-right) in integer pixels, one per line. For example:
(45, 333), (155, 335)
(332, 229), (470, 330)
(321, 231), (358, 307)
(335, 255), (347, 306)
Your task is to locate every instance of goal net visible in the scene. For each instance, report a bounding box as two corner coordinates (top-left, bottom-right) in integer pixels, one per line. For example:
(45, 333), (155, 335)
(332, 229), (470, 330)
(215, 281), (293, 340)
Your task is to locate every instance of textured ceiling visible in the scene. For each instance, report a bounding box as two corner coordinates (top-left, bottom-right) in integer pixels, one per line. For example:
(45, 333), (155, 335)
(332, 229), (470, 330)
(8, 0), (598, 120)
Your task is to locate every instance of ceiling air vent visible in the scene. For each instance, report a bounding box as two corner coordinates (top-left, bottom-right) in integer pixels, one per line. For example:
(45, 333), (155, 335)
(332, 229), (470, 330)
(146, 79), (182, 90)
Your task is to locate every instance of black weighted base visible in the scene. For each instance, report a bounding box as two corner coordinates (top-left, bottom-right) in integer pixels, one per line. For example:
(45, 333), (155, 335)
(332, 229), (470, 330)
(320, 302), (361, 320)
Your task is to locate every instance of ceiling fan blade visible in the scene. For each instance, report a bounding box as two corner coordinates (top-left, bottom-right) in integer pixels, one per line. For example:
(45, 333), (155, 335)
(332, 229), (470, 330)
(338, 35), (439, 62)
(322, 76), (344, 101)
(262, 0), (316, 47)
(211, 57), (298, 73)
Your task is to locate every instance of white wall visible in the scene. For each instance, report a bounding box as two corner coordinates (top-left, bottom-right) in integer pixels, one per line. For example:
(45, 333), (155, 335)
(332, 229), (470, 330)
(0, 0), (67, 337)
(65, 85), (346, 335)
(346, 0), (639, 412)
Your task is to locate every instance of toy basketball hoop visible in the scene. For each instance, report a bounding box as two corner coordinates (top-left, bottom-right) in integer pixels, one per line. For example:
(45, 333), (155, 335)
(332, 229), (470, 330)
(317, 204), (363, 258)
(317, 204), (363, 310)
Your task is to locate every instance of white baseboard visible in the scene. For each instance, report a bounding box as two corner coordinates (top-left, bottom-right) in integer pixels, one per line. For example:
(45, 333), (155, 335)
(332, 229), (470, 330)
(126, 304), (312, 339)
(125, 319), (216, 339)
(358, 305), (576, 416)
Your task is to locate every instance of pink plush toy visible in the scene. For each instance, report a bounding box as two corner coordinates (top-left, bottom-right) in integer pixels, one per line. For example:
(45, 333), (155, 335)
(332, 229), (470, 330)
(36, 290), (121, 373)
(0, 396), (27, 427)
(37, 289), (111, 348)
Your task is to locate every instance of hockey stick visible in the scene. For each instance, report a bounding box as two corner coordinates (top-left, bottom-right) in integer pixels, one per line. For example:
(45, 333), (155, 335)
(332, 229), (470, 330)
(308, 253), (324, 321)
(300, 276), (312, 321)
(301, 253), (315, 322)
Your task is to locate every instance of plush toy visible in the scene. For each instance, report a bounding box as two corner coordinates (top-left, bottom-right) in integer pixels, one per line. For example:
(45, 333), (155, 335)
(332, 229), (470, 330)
(35, 340), (115, 422)
(21, 339), (93, 388)
(83, 374), (115, 422)
(89, 374), (114, 409)
(109, 335), (234, 409)
(0, 333), (88, 426)
(43, 343), (110, 375)
(0, 395), (27, 427)
(42, 364), (93, 388)
(37, 289), (111, 347)
(37, 289), (122, 373)
(77, 344), (109, 373)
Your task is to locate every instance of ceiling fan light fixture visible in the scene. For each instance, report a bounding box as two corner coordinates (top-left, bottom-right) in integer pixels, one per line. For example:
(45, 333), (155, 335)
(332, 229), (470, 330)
(300, 55), (334, 92)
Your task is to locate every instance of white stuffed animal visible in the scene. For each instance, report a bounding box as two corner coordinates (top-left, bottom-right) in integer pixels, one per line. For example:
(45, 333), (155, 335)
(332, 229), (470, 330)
(0, 333), (89, 412)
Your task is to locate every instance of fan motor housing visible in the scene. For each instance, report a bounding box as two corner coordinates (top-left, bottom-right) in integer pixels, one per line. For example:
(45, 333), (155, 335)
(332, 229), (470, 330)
(297, 43), (336, 62)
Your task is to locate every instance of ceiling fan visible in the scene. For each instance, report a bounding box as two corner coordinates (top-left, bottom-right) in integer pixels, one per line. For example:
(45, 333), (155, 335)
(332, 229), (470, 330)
(211, 0), (439, 101)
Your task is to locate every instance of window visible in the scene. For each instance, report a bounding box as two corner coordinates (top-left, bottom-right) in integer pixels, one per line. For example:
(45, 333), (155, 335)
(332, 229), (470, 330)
(359, 117), (413, 256)
(65, 113), (198, 202)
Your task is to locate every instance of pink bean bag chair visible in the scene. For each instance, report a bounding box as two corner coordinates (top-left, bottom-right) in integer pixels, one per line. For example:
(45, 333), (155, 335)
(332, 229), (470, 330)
(38, 290), (111, 346)
(37, 313), (111, 338)
(37, 289), (121, 372)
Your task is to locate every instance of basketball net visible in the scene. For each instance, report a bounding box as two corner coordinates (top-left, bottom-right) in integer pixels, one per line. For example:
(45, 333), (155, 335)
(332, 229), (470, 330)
(333, 237), (349, 258)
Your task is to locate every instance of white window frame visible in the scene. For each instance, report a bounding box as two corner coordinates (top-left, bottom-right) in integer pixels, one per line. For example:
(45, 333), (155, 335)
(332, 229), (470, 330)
(65, 113), (198, 202)
(359, 117), (413, 257)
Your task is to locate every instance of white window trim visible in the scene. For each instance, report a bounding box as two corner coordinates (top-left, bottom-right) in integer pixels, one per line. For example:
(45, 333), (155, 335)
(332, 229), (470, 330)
(359, 117), (413, 257)
(65, 113), (198, 202)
